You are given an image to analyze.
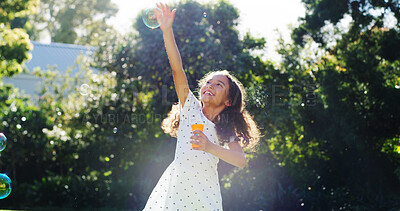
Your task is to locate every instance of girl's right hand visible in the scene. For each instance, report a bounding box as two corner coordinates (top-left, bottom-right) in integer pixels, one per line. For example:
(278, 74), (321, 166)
(156, 2), (176, 32)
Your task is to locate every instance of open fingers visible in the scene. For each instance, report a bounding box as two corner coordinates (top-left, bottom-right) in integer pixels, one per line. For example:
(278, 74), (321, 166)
(158, 2), (172, 15)
(156, 2), (162, 10)
(156, 2), (163, 14)
(154, 6), (162, 17)
(160, 2), (167, 13)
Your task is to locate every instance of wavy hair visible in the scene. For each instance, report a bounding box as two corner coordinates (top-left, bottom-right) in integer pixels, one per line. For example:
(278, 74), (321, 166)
(161, 70), (261, 150)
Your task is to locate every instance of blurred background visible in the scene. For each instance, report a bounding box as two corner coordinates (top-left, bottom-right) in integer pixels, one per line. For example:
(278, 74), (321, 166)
(0, 0), (400, 210)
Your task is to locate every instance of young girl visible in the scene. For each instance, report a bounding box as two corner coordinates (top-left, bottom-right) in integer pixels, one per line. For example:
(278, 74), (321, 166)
(143, 3), (260, 210)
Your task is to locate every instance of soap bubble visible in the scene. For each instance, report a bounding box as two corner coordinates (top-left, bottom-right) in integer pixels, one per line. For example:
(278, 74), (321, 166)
(79, 84), (91, 96)
(0, 174), (11, 199)
(113, 127), (118, 133)
(143, 7), (162, 29)
(0, 133), (6, 152)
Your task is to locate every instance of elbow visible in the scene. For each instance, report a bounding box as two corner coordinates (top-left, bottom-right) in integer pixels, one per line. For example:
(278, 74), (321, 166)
(238, 156), (247, 169)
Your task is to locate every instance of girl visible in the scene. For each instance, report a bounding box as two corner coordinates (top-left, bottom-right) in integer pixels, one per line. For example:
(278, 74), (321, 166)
(143, 3), (260, 210)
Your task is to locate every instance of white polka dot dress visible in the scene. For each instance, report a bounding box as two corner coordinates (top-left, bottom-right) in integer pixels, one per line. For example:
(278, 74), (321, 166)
(143, 90), (223, 211)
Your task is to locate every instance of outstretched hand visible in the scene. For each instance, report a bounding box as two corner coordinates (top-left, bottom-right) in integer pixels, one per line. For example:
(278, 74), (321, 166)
(155, 2), (176, 32)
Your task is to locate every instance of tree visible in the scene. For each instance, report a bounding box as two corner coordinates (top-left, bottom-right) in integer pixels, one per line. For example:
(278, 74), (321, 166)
(0, 0), (38, 78)
(267, 0), (400, 209)
(19, 0), (119, 45)
(292, 0), (400, 48)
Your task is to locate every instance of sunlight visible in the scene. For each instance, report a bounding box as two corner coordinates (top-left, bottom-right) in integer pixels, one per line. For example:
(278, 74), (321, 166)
(109, 0), (305, 61)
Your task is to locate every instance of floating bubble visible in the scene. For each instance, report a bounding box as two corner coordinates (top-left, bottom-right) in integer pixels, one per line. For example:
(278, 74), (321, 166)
(143, 7), (162, 29)
(113, 127), (118, 133)
(79, 84), (91, 96)
(203, 12), (207, 18)
(0, 174), (11, 199)
(0, 133), (6, 152)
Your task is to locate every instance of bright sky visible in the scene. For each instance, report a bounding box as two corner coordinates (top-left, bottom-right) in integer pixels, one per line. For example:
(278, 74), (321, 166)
(109, 0), (306, 61)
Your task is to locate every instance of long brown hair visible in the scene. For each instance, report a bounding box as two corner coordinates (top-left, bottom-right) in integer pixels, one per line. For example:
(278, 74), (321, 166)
(161, 70), (261, 150)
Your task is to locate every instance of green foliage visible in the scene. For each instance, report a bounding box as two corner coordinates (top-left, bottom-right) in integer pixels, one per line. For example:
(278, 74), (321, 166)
(0, 0), (38, 78)
(0, 0), (39, 23)
(261, 27), (400, 208)
(293, 0), (400, 46)
(0, 27), (33, 77)
(0, 55), (172, 209)
(19, 0), (119, 45)
(272, 0), (400, 209)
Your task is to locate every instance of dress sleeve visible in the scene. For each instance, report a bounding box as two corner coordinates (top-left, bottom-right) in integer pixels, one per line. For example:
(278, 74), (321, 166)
(179, 90), (201, 115)
(222, 136), (238, 148)
(229, 136), (238, 143)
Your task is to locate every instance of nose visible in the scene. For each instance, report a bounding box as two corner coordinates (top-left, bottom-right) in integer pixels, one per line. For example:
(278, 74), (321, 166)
(206, 83), (214, 90)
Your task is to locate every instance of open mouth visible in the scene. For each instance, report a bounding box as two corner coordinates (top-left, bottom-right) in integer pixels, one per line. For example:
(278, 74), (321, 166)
(203, 90), (214, 96)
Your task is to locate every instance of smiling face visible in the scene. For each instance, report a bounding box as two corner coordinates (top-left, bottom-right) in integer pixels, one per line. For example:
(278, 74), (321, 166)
(200, 74), (231, 107)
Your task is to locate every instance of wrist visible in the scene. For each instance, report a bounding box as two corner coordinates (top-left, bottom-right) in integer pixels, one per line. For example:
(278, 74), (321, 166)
(207, 142), (217, 154)
(162, 27), (173, 34)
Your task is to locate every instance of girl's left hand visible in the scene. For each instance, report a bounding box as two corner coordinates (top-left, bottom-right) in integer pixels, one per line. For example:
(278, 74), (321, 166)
(156, 2), (176, 32)
(190, 130), (214, 153)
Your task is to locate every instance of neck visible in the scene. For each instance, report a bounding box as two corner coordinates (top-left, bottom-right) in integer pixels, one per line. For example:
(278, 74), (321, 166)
(202, 102), (226, 122)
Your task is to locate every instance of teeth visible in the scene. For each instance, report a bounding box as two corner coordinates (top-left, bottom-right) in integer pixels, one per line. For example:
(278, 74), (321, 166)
(205, 91), (213, 96)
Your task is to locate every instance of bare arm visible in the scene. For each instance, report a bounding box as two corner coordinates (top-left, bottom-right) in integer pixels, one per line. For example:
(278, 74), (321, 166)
(156, 3), (189, 106)
(190, 132), (247, 168)
(209, 141), (247, 168)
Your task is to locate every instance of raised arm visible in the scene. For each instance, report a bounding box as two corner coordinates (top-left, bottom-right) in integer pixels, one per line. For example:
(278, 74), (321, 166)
(156, 3), (189, 107)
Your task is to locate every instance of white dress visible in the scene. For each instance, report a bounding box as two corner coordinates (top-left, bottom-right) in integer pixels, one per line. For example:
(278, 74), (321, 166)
(143, 90), (231, 211)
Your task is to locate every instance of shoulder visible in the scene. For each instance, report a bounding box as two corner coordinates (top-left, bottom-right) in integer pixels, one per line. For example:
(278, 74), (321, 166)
(179, 90), (201, 112)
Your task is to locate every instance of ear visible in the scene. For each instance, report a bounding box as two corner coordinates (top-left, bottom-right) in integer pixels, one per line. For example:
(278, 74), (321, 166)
(225, 99), (232, 107)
